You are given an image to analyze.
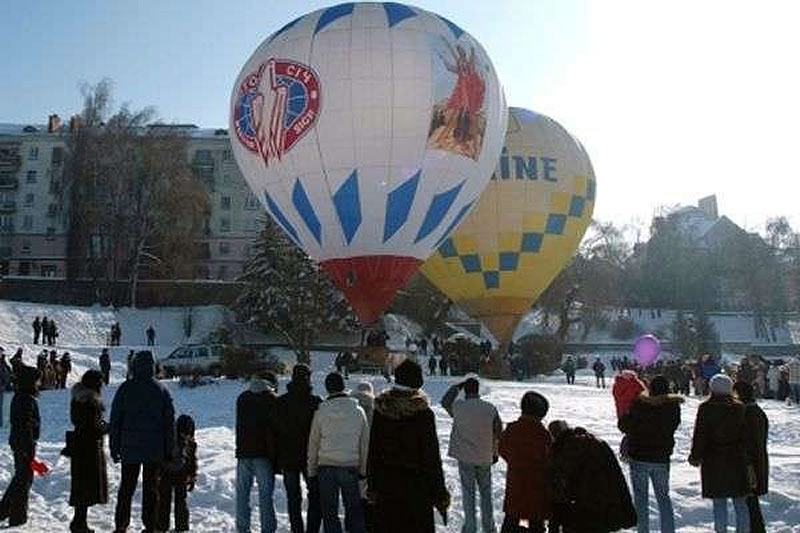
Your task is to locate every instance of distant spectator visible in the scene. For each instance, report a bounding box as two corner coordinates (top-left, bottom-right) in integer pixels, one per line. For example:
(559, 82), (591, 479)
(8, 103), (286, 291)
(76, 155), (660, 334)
(146, 325), (156, 347)
(41, 317), (49, 346)
(593, 358), (606, 388)
(0, 365), (41, 527)
(110, 351), (175, 532)
(67, 369), (108, 533)
(428, 353), (437, 376)
(99, 349), (111, 386)
(32, 317), (41, 345)
(788, 355), (800, 404)
(60, 352), (72, 389)
(562, 356), (576, 385)
(688, 374), (751, 533)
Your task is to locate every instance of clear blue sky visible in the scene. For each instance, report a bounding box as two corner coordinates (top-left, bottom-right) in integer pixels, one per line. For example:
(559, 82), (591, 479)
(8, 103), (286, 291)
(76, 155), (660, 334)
(2, 1), (797, 231)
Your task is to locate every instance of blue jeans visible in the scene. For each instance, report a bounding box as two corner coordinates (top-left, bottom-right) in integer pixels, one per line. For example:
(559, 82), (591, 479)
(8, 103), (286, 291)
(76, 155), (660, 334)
(317, 466), (364, 533)
(713, 497), (750, 533)
(236, 458), (277, 533)
(284, 468), (321, 533)
(458, 462), (495, 533)
(629, 460), (675, 533)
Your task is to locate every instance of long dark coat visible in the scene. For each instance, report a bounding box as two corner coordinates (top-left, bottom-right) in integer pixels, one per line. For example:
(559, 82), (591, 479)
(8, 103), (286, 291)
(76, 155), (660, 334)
(742, 402), (769, 495)
(367, 388), (447, 533)
(69, 383), (109, 506)
(276, 380), (321, 471)
(548, 427), (637, 533)
(499, 416), (552, 521)
(689, 395), (750, 498)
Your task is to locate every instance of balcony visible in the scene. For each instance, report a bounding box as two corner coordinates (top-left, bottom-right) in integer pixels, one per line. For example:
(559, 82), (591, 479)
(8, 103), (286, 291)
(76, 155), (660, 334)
(0, 145), (22, 174)
(0, 177), (19, 190)
(0, 225), (14, 234)
(0, 201), (16, 213)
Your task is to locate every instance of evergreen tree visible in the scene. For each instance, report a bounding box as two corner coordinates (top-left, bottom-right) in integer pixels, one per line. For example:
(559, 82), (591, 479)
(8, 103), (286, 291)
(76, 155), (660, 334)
(236, 218), (357, 363)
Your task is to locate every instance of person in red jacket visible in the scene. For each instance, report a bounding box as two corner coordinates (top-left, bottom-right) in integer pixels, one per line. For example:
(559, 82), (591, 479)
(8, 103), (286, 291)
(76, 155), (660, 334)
(499, 391), (552, 533)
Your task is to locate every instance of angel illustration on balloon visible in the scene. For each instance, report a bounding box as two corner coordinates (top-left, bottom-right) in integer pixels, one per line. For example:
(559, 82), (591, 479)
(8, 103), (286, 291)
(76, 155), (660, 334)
(428, 38), (487, 160)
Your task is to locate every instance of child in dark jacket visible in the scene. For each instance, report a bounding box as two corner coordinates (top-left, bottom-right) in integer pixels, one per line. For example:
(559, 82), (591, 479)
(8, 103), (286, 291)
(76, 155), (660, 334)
(156, 414), (198, 533)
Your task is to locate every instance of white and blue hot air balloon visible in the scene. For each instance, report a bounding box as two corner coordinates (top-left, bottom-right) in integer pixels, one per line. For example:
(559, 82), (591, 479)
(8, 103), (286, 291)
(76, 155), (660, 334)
(230, 2), (507, 323)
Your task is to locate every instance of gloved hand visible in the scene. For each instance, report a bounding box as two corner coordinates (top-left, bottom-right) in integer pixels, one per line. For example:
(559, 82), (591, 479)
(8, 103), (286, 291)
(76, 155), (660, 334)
(434, 489), (451, 513)
(112, 452), (121, 464)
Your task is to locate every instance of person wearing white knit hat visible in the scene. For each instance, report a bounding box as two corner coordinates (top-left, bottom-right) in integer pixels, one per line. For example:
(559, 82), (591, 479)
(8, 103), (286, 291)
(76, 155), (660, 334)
(689, 373), (752, 532)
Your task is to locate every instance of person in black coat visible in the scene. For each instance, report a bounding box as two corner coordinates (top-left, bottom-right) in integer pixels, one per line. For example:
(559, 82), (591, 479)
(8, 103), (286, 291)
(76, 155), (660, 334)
(99, 349), (111, 386)
(32, 317), (41, 345)
(68, 369), (108, 533)
(733, 381), (769, 533)
(618, 375), (683, 533)
(109, 350), (175, 533)
(157, 414), (198, 533)
(688, 374), (751, 533)
(277, 364), (322, 533)
(547, 421), (637, 533)
(236, 371), (281, 533)
(367, 360), (450, 533)
(0, 365), (41, 527)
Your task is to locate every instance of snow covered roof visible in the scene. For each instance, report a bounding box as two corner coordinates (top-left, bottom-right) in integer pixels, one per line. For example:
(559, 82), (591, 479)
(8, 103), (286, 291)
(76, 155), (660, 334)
(0, 123), (49, 136)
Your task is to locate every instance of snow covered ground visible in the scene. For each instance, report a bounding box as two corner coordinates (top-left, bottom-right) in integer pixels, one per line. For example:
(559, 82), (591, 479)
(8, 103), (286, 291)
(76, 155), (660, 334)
(0, 301), (799, 532)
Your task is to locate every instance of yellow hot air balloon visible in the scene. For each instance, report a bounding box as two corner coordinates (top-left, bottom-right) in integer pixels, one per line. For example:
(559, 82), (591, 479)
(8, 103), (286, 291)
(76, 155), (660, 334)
(421, 107), (596, 345)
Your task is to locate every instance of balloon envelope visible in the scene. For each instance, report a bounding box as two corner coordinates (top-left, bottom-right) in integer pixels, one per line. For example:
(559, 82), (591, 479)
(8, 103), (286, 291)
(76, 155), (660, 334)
(421, 108), (596, 343)
(230, 2), (507, 324)
(633, 334), (661, 366)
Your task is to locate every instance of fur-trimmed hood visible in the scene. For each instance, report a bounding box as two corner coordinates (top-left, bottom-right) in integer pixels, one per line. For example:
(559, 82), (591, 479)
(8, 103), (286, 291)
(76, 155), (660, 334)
(374, 388), (430, 420)
(638, 393), (685, 406)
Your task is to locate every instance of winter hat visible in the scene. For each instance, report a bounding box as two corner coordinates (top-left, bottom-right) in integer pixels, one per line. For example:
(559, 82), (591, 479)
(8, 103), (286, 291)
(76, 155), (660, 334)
(649, 375), (669, 396)
(521, 391), (549, 419)
(260, 371), (278, 390)
(80, 369), (104, 393)
(548, 420), (569, 440)
(292, 363), (311, 384)
(709, 373), (733, 396)
(325, 372), (345, 394)
(357, 381), (374, 395)
(16, 365), (41, 394)
(394, 359), (424, 389)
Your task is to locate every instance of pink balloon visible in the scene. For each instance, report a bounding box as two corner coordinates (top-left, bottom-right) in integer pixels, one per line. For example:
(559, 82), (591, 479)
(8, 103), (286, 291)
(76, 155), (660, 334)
(633, 334), (661, 367)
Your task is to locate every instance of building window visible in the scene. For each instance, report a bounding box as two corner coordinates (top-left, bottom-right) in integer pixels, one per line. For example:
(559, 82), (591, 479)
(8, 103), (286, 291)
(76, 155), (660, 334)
(219, 241), (231, 255)
(21, 240), (31, 253)
(28, 146), (39, 161)
(51, 146), (64, 165)
(221, 196), (232, 210)
(220, 218), (231, 232)
(41, 264), (57, 277)
(243, 244), (252, 258)
(18, 261), (31, 276)
(26, 170), (37, 183)
(244, 193), (259, 210)
(222, 149), (232, 161)
(218, 265), (228, 279)
(0, 214), (14, 231)
(46, 226), (55, 240)
(24, 193), (34, 206)
(22, 215), (33, 230)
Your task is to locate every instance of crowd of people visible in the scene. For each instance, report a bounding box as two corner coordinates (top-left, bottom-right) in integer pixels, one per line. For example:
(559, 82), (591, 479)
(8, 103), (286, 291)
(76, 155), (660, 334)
(0, 342), (785, 532)
(31, 316), (59, 346)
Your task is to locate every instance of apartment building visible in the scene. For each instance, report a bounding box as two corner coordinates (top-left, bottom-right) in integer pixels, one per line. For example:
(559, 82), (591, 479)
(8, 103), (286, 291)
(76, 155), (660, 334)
(188, 127), (263, 280)
(0, 118), (70, 279)
(0, 118), (263, 283)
